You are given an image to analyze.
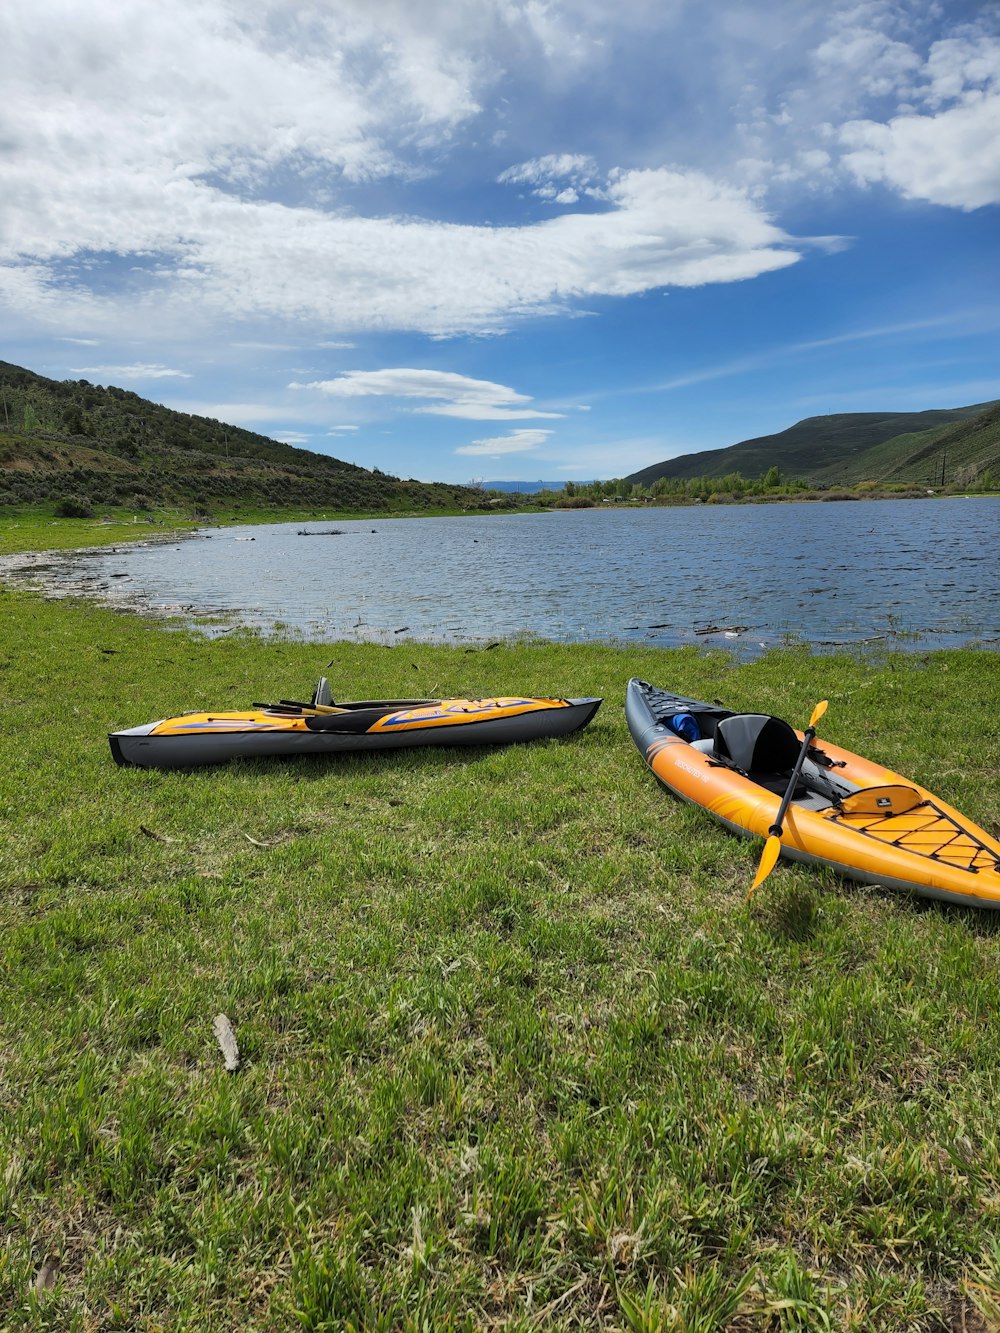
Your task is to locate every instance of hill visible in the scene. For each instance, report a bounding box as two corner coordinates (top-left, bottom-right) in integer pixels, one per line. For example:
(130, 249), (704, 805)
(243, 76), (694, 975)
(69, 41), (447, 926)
(625, 402), (997, 488)
(809, 400), (1000, 488)
(0, 361), (477, 514)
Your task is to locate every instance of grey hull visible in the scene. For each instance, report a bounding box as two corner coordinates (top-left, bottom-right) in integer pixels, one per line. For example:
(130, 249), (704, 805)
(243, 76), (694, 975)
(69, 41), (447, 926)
(110, 698), (602, 769)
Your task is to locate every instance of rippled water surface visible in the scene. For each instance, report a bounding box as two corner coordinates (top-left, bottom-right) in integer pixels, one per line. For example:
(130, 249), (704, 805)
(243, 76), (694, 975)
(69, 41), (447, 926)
(10, 498), (1000, 654)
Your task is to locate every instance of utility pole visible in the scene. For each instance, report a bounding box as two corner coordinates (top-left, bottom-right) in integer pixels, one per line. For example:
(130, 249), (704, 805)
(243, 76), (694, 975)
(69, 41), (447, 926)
(941, 450), (946, 488)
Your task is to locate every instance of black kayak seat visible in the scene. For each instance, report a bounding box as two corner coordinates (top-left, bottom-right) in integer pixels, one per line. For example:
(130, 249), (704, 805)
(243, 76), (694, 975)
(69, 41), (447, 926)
(703, 712), (862, 806)
(674, 709), (862, 807)
(713, 713), (807, 796)
(714, 714), (801, 772)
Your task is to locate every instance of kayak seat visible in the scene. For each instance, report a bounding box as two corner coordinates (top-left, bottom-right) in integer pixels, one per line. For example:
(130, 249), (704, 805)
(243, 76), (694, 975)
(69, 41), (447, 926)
(714, 713), (810, 798)
(313, 677), (334, 707)
(690, 707), (865, 809)
(714, 713), (801, 772)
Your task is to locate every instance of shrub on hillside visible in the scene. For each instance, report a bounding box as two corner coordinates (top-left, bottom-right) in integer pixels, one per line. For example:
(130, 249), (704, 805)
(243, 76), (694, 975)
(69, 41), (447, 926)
(53, 494), (94, 518)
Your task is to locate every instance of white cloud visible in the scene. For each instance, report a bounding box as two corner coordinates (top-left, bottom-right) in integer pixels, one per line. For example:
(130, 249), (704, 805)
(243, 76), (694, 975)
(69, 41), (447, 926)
(294, 368), (529, 402)
(171, 400), (295, 424)
(924, 35), (1000, 108)
(1, 0), (996, 360)
(416, 404), (559, 420)
(455, 428), (553, 455)
(814, 23), (922, 100)
(0, 0), (807, 342)
(828, 22), (1000, 209)
(727, 7), (1000, 211)
(498, 154), (601, 204)
(499, 154), (597, 186)
(292, 368), (563, 419)
(0, 161), (802, 338)
(2, 1), (483, 195)
(69, 363), (191, 379)
(841, 87), (1000, 210)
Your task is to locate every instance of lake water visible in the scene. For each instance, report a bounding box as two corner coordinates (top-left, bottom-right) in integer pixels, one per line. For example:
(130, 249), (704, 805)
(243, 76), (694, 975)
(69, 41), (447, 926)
(6, 498), (999, 656)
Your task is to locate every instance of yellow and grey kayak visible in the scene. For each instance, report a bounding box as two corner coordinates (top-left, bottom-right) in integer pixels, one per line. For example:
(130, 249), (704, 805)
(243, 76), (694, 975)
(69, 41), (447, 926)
(110, 678), (602, 769)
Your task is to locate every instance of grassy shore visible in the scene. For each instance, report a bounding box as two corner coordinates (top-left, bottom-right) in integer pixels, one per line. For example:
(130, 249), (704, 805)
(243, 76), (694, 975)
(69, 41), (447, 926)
(2, 572), (1000, 1329)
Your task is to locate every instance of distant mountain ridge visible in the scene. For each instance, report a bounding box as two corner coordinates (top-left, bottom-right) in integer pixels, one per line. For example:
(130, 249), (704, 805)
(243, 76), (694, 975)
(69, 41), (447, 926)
(626, 402), (999, 489)
(0, 360), (477, 513)
(482, 480), (592, 493)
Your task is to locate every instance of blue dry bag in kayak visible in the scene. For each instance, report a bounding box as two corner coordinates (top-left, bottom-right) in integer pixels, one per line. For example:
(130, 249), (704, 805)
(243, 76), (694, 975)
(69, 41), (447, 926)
(668, 712), (700, 742)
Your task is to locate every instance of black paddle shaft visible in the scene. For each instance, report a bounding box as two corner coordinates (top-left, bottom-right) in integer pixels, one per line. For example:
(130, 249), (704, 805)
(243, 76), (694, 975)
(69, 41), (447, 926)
(767, 725), (817, 837)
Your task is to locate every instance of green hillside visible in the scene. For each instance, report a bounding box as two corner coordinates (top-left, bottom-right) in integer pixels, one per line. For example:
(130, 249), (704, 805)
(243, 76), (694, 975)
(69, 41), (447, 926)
(625, 402), (996, 488)
(0, 361), (477, 514)
(809, 400), (1000, 488)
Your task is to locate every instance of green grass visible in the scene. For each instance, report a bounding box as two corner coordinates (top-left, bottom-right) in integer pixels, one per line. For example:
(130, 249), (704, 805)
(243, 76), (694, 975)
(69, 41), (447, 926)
(2, 582), (1000, 1329)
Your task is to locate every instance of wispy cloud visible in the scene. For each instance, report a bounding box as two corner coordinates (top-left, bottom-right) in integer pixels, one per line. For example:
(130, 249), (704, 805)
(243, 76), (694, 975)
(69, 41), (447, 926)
(292, 369), (563, 421)
(69, 363), (190, 379)
(1, 166), (804, 340)
(498, 154), (601, 204)
(455, 428), (553, 456)
(170, 401), (295, 425)
(632, 312), (997, 395)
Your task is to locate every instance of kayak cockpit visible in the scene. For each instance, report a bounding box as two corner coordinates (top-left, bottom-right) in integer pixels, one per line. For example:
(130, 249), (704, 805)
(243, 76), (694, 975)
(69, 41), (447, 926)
(652, 696), (862, 810)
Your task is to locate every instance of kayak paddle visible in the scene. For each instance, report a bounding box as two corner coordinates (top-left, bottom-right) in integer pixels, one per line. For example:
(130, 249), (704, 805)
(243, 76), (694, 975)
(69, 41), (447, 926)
(747, 699), (828, 900)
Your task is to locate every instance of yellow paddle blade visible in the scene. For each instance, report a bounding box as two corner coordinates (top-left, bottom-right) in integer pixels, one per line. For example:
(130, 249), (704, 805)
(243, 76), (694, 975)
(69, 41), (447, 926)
(747, 834), (781, 901)
(809, 699), (829, 729)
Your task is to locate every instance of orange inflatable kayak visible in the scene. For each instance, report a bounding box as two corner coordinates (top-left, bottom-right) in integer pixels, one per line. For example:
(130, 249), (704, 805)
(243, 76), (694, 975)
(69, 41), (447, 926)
(626, 678), (1000, 909)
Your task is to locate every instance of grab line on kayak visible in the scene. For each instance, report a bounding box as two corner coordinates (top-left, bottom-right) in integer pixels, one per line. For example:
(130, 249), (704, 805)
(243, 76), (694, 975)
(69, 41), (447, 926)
(830, 801), (1000, 873)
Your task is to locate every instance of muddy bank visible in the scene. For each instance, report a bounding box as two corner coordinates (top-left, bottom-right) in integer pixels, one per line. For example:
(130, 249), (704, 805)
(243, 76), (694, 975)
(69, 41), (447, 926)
(0, 534), (242, 631)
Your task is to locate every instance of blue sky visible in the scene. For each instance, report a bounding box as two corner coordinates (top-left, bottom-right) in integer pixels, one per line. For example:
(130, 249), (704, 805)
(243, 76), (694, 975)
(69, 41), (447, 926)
(2, 0), (999, 483)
